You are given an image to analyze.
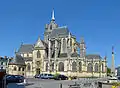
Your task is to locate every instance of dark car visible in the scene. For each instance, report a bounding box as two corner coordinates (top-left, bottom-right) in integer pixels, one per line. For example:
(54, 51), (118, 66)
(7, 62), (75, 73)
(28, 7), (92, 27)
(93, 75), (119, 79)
(54, 74), (68, 80)
(6, 75), (24, 84)
(14, 75), (25, 82)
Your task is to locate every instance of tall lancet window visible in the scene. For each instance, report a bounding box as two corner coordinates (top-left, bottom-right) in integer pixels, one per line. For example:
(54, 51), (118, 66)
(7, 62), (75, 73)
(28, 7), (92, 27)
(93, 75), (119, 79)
(46, 62), (48, 71)
(58, 62), (64, 71)
(63, 38), (66, 52)
(70, 39), (72, 46)
(72, 61), (77, 72)
(102, 63), (104, 72)
(51, 62), (54, 72)
(79, 62), (82, 72)
(87, 63), (93, 72)
(94, 63), (99, 72)
(27, 63), (31, 71)
(37, 50), (41, 58)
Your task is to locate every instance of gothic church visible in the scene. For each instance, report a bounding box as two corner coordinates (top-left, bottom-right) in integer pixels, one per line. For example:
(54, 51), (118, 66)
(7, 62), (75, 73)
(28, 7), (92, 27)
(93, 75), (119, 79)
(8, 10), (107, 77)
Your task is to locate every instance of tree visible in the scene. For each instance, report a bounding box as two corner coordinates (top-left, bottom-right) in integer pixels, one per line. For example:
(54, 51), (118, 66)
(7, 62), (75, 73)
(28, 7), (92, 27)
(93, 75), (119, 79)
(107, 67), (111, 76)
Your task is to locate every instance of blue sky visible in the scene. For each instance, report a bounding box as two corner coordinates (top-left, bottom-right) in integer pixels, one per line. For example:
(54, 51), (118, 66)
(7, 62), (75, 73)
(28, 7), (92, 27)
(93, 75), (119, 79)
(0, 0), (120, 67)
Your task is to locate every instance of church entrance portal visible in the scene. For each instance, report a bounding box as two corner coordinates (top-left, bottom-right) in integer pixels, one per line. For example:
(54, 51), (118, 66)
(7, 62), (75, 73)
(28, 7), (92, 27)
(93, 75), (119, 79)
(36, 68), (40, 75)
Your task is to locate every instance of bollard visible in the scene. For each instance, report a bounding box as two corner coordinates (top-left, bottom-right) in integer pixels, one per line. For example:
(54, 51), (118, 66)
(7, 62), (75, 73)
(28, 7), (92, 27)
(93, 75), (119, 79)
(60, 83), (62, 88)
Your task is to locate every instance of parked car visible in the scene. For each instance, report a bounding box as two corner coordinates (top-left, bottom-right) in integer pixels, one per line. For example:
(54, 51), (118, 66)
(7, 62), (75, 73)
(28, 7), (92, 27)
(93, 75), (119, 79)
(40, 74), (54, 79)
(6, 75), (25, 84)
(34, 74), (41, 78)
(54, 74), (68, 80)
(14, 75), (25, 82)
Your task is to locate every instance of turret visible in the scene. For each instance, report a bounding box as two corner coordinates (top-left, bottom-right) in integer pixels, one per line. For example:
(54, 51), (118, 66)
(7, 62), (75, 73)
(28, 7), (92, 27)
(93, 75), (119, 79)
(80, 37), (86, 58)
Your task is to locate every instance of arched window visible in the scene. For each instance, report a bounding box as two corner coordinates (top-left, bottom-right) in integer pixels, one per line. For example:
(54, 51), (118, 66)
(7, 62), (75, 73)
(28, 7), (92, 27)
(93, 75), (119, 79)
(37, 50), (41, 58)
(79, 62), (82, 72)
(94, 63), (99, 72)
(87, 63), (93, 72)
(1, 62), (3, 65)
(51, 63), (54, 72)
(27, 63), (31, 71)
(46, 62), (48, 71)
(36, 61), (40, 67)
(18, 67), (21, 71)
(70, 39), (72, 46)
(14, 67), (17, 71)
(22, 68), (24, 71)
(63, 38), (66, 52)
(50, 25), (52, 30)
(72, 61), (77, 72)
(58, 62), (64, 71)
(102, 63), (104, 72)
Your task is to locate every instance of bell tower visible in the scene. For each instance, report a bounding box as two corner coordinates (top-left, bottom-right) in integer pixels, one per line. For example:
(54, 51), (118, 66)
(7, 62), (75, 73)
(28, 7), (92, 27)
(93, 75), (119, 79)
(44, 9), (58, 43)
(80, 37), (86, 58)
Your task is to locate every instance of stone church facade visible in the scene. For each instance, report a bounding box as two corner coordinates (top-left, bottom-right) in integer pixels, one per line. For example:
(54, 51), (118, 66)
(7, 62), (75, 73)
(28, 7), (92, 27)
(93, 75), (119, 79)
(8, 10), (107, 77)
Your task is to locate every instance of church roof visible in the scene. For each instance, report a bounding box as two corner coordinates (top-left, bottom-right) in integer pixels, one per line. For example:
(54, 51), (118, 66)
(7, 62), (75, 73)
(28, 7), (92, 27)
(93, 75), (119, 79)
(71, 52), (79, 57)
(17, 44), (34, 53)
(59, 53), (68, 58)
(85, 54), (102, 59)
(50, 26), (69, 38)
(9, 54), (25, 65)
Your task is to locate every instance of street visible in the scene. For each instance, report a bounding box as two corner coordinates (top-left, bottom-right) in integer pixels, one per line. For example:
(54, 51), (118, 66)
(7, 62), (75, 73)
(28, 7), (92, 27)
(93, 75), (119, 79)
(25, 78), (75, 88)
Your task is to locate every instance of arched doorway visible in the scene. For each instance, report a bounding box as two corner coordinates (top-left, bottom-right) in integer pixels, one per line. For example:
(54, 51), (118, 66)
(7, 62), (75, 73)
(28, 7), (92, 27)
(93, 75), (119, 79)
(36, 68), (40, 75)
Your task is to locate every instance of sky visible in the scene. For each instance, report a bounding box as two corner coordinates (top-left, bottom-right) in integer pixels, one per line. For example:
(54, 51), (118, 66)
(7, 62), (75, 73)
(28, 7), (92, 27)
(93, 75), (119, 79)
(0, 0), (120, 67)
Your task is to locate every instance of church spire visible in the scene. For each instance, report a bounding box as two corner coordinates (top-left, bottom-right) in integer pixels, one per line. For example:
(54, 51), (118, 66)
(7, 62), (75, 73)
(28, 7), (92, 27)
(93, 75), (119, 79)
(52, 9), (55, 21)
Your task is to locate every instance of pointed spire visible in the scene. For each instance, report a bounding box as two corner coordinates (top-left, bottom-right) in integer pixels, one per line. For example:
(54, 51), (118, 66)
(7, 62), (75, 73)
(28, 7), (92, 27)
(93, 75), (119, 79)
(80, 37), (84, 43)
(52, 9), (55, 21)
(14, 48), (17, 54)
(38, 36), (41, 41)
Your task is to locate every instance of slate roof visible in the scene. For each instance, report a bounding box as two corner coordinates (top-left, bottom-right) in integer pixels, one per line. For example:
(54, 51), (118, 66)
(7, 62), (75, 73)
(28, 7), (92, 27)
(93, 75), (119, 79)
(50, 26), (69, 38)
(9, 54), (25, 65)
(59, 53), (68, 58)
(85, 54), (102, 59)
(17, 44), (34, 53)
(24, 57), (33, 61)
(71, 52), (79, 57)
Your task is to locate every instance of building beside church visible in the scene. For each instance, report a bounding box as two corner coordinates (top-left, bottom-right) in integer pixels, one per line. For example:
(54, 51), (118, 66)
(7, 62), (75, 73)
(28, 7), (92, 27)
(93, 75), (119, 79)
(8, 10), (107, 77)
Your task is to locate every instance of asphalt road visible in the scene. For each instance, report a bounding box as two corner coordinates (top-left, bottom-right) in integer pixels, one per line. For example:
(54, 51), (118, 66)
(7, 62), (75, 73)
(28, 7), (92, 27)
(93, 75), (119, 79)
(26, 78), (75, 88)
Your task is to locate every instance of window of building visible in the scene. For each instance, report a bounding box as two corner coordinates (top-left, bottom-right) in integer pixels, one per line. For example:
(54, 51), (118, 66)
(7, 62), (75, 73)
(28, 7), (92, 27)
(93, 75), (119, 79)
(102, 63), (104, 72)
(14, 67), (17, 71)
(50, 25), (52, 30)
(27, 63), (31, 71)
(37, 50), (41, 58)
(94, 63), (99, 72)
(1, 62), (3, 65)
(72, 61), (77, 72)
(22, 68), (24, 71)
(79, 62), (82, 72)
(27, 54), (29, 57)
(87, 63), (93, 72)
(18, 67), (21, 71)
(58, 62), (64, 71)
(51, 63), (54, 72)
(46, 62), (48, 71)
(70, 39), (72, 46)
(63, 38), (66, 52)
